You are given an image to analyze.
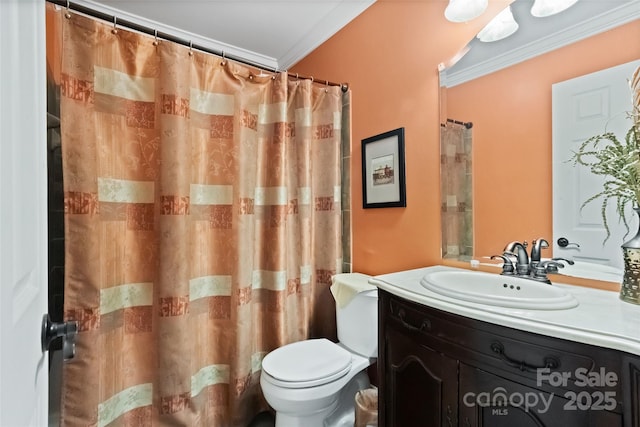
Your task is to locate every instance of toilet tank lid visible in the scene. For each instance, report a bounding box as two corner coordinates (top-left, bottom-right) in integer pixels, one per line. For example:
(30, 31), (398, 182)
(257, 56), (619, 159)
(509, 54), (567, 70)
(261, 338), (352, 383)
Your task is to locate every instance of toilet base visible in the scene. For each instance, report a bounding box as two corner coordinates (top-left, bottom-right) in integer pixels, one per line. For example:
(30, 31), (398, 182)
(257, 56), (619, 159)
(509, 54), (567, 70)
(274, 371), (371, 427)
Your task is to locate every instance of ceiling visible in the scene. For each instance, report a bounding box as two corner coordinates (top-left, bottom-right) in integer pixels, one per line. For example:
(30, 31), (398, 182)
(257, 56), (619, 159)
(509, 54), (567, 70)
(68, 0), (638, 77)
(73, 0), (376, 71)
(444, 0), (640, 87)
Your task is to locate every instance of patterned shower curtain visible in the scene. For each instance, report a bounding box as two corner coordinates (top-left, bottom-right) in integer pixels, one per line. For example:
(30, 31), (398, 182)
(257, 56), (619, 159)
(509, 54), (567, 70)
(52, 6), (345, 426)
(440, 122), (473, 259)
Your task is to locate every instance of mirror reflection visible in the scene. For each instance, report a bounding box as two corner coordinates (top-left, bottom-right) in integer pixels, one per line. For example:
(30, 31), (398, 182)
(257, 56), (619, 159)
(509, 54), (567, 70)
(439, 0), (639, 281)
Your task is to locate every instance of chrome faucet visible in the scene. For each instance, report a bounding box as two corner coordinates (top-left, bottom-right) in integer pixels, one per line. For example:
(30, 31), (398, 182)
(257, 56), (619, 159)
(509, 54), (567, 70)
(503, 241), (530, 275)
(530, 238), (549, 265)
(492, 238), (574, 284)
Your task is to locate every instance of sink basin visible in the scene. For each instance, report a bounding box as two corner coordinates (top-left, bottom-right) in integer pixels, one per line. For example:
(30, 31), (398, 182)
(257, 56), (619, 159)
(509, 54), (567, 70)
(420, 269), (579, 310)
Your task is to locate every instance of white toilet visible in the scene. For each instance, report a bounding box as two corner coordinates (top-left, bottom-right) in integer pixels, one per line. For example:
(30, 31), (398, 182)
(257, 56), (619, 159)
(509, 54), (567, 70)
(259, 273), (378, 427)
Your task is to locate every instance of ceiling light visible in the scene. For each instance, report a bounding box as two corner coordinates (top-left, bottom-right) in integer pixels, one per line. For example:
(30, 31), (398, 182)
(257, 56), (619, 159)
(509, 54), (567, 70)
(476, 6), (519, 42)
(445, 0), (488, 23)
(531, 0), (579, 17)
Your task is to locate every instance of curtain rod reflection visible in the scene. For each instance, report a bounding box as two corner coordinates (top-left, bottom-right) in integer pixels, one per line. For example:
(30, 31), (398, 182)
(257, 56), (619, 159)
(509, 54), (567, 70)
(47, 0), (349, 92)
(445, 118), (473, 129)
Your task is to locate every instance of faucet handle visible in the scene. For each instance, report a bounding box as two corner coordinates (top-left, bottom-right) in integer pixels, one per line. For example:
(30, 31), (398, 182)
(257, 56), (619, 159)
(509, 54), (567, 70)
(491, 255), (515, 275)
(551, 257), (575, 266)
(531, 260), (564, 284)
(539, 260), (565, 274)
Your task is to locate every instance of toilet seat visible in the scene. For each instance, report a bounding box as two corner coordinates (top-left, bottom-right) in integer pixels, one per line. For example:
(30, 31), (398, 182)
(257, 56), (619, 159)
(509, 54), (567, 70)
(261, 338), (353, 389)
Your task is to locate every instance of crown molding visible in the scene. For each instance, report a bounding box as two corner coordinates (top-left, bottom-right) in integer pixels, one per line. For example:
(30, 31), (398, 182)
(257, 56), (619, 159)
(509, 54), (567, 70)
(70, 0), (280, 70)
(443, 1), (640, 88)
(279, 0), (375, 70)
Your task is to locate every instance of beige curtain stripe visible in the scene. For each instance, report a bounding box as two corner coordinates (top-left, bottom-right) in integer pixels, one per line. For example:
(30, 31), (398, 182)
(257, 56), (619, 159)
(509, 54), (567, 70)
(300, 265), (312, 284)
(298, 187), (312, 205)
(254, 186), (287, 206)
(257, 102), (287, 124)
(333, 186), (341, 202)
(94, 66), (155, 101)
(332, 111), (342, 130)
(189, 88), (235, 115)
(251, 270), (287, 291)
(100, 282), (153, 315)
(251, 352), (267, 374)
(97, 178), (155, 203)
(97, 384), (153, 427)
(189, 184), (234, 205)
(191, 364), (230, 398)
(189, 275), (232, 300)
(294, 107), (313, 126)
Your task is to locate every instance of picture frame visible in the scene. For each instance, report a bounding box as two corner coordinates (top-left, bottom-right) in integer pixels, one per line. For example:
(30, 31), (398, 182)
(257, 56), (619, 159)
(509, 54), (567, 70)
(361, 127), (406, 209)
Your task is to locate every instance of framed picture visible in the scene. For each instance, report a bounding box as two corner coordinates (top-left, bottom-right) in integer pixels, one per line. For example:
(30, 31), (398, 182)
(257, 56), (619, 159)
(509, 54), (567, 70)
(361, 127), (406, 209)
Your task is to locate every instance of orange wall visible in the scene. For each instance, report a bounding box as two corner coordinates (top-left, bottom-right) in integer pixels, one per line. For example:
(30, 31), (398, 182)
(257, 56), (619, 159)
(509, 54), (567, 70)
(447, 21), (640, 258)
(293, 1), (638, 276)
(292, 0), (511, 275)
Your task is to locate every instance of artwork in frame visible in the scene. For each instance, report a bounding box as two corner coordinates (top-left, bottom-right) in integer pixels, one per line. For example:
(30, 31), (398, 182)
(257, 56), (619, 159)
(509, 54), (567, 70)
(361, 127), (407, 208)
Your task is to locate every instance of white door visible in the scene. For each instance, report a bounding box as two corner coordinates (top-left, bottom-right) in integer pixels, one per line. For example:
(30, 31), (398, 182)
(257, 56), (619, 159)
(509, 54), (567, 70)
(552, 59), (640, 269)
(0, 1), (49, 426)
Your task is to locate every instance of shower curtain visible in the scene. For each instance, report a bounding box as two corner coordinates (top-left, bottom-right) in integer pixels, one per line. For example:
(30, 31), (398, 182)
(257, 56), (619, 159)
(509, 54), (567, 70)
(52, 5), (346, 426)
(440, 122), (473, 259)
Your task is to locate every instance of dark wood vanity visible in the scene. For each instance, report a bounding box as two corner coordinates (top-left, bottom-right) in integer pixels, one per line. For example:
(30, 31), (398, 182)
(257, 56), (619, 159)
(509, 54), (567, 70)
(378, 289), (640, 427)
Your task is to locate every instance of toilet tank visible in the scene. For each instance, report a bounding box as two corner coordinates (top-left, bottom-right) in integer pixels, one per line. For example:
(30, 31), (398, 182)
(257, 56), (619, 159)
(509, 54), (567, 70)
(335, 287), (378, 358)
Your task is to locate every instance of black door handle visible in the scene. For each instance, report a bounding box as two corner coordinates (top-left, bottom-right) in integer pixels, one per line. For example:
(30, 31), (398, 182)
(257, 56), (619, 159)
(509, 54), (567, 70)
(557, 237), (580, 248)
(41, 314), (78, 361)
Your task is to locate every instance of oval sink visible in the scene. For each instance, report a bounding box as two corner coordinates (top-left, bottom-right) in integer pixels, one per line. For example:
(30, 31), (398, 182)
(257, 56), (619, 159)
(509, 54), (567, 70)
(420, 270), (579, 310)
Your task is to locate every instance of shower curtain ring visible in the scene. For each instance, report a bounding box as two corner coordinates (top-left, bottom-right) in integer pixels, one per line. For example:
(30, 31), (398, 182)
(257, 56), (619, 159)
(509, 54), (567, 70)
(111, 16), (118, 34)
(188, 41), (193, 56)
(325, 80), (329, 93)
(221, 51), (226, 66)
(64, 0), (71, 18)
(152, 29), (159, 46)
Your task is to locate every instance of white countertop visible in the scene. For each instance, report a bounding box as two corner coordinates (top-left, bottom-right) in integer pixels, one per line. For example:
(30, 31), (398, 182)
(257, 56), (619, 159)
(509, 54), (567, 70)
(370, 265), (640, 356)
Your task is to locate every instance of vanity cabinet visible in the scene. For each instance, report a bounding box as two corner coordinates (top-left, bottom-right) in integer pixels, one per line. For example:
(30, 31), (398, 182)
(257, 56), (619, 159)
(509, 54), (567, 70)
(378, 289), (640, 427)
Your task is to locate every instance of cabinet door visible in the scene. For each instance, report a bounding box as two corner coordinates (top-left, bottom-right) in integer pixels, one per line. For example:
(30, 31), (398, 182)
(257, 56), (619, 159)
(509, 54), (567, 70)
(384, 328), (458, 427)
(459, 363), (621, 427)
(623, 355), (640, 427)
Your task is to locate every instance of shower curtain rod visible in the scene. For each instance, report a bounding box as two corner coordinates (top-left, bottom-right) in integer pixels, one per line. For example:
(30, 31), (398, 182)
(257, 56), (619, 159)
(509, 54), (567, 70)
(47, 0), (349, 92)
(446, 118), (473, 129)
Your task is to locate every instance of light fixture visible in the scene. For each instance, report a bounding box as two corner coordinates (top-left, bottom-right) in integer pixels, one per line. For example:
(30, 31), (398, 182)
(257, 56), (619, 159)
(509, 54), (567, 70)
(476, 6), (519, 42)
(531, 0), (579, 17)
(444, 0), (488, 23)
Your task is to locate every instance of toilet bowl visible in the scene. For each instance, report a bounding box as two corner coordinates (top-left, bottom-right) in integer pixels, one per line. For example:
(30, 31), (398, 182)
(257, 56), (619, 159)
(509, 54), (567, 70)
(259, 274), (377, 427)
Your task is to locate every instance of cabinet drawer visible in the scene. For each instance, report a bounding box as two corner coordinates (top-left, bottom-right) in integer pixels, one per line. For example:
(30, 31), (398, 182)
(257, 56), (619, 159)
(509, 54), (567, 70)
(468, 327), (621, 397)
(382, 291), (624, 398)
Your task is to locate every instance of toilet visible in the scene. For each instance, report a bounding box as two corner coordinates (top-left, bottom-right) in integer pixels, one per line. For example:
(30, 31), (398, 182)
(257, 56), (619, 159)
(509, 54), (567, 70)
(259, 273), (378, 427)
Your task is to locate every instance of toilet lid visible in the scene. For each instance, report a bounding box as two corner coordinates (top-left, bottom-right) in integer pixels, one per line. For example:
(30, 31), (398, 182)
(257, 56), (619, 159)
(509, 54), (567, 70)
(262, 338), (352, 388)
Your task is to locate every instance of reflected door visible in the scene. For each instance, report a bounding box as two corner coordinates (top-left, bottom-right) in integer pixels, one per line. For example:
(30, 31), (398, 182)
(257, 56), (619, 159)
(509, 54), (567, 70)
(552, 60), (640, 269)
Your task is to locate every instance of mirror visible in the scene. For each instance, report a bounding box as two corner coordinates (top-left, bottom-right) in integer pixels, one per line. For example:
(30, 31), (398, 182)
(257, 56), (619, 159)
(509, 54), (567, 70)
(439, 0), (639, 281)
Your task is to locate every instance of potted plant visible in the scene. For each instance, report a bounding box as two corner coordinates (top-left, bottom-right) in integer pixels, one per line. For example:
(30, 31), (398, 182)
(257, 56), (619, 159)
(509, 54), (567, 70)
(570, 65), (640, 303)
